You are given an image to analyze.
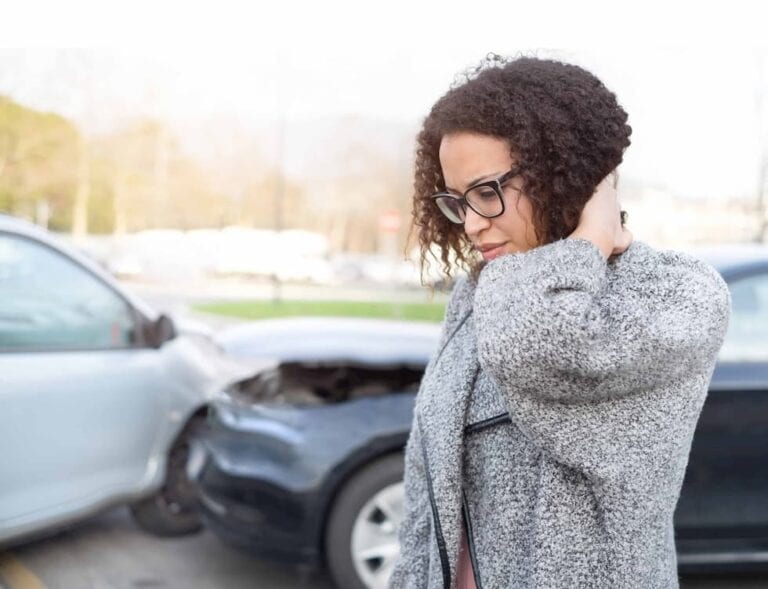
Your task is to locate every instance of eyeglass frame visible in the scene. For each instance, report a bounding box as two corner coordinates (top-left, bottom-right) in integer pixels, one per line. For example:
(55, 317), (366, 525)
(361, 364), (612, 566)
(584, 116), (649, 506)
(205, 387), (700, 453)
(430, 167), (525, 224)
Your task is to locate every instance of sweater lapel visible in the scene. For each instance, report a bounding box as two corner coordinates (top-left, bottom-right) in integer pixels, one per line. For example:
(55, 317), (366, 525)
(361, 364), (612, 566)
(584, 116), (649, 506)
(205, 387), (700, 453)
(416, 305), (480, 582)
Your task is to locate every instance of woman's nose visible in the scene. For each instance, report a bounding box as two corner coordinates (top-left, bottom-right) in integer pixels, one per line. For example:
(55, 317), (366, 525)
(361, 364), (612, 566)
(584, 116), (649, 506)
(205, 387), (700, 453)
(463, 205), (491, 238)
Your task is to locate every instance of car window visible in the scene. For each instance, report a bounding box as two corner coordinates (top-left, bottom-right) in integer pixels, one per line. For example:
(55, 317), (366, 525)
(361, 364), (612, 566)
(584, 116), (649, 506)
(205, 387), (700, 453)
(718, 273), (768, 362)
(0, 233), (135, 351)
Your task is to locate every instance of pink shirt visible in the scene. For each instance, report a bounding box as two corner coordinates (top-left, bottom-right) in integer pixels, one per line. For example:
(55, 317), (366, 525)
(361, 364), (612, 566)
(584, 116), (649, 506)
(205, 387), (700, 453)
(456, 525), (478, 589)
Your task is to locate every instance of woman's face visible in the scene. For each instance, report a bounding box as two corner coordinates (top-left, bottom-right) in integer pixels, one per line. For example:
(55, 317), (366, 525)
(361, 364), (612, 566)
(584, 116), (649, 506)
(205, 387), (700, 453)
(439, 131), (539, 261)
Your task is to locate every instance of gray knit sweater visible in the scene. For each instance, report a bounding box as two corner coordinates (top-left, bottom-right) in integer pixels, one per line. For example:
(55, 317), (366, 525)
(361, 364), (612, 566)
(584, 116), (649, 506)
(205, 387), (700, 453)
(388, 238), (731, 589)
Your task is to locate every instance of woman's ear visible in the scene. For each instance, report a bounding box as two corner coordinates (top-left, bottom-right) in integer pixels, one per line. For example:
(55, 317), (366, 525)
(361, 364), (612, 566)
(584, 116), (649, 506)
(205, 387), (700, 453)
(559, 207), (581, 239)
(611, 170), (625, 226)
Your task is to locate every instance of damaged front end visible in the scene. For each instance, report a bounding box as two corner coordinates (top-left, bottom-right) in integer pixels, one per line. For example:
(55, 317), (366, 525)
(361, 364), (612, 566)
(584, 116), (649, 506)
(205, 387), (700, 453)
(188, 356), (427, 568)
(225, 360), (425, 406)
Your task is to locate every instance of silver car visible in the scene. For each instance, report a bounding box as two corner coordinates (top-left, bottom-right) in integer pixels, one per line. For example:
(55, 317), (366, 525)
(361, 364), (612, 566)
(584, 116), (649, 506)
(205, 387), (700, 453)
(0, 214), (248, 544)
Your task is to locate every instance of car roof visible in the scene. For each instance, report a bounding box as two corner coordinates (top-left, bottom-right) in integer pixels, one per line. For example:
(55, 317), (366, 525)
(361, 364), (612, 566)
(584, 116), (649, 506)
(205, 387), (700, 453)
(680, 243), (768, 276)
(0, 214), (48, 235)
(0, 214), (157, 319)
(216, 317), (442, 365)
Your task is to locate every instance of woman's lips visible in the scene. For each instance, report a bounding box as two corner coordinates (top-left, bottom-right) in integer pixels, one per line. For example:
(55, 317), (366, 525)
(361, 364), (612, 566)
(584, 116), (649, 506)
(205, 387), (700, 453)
(479, 243), (508, 261)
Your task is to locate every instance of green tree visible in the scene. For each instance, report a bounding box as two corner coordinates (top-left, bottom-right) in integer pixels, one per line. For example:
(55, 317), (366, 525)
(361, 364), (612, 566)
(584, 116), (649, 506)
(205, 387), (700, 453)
(0, 95), (79, 230)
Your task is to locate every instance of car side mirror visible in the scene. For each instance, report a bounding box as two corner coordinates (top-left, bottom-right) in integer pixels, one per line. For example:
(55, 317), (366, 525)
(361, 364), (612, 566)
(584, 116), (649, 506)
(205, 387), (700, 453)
(147, 313), (177, 348)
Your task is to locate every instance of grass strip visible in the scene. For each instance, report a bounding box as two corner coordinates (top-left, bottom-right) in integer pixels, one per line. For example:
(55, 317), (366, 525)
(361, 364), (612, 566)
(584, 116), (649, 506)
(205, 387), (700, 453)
(193, 299), (446, 322)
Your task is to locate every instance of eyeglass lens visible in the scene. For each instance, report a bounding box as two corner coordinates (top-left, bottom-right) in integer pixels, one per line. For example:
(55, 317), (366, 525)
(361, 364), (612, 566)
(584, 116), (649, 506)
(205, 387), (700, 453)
(465, 185), (504, 217)
(435, 197), (466, 223)
(435, 184), (504, 224)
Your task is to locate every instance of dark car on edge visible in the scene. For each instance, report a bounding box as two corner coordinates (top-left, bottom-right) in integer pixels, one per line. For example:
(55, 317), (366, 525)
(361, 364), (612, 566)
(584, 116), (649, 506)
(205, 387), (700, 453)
(188, 246), (768, 589)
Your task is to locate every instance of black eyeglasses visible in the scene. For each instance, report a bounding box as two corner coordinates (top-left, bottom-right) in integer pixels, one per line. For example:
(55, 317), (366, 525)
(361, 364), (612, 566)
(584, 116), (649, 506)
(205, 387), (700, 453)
(430, 168), (524, 224)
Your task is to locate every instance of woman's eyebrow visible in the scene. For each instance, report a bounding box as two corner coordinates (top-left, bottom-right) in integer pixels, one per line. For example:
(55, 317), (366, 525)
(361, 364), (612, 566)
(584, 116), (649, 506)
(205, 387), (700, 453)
(445, 171), (504, 193)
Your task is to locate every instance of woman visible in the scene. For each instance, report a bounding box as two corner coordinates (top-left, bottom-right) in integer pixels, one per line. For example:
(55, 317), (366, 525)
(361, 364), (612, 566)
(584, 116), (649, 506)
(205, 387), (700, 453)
(388, 55), (731, 589)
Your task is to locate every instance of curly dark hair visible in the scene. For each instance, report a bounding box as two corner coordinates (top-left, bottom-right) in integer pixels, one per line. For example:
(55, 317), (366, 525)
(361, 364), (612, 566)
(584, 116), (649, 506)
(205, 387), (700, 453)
(411, 54), (632, 285)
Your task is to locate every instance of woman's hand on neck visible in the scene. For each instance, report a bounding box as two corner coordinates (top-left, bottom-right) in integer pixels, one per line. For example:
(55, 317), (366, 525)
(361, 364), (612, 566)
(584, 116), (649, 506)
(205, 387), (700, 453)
(567, 172), (633, 261)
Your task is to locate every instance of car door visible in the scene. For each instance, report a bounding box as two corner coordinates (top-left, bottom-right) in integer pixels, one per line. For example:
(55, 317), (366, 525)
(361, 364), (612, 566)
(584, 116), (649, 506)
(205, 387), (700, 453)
(0, 231), (170, 537)
(675, 269), (768, 541)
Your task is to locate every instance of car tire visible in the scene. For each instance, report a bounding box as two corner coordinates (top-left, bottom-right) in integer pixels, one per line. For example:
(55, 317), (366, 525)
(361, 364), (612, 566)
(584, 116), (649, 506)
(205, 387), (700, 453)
(325, 453), (404, 589)
(129, 417), (205, 537)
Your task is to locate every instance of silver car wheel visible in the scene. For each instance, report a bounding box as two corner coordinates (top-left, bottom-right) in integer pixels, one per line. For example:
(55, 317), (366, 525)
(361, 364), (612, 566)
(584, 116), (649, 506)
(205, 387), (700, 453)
(350, 481), (404, 589)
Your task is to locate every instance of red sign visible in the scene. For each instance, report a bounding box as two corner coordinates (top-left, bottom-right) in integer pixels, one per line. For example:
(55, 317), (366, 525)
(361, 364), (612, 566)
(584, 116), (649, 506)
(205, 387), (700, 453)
(379, 210), (402, 233)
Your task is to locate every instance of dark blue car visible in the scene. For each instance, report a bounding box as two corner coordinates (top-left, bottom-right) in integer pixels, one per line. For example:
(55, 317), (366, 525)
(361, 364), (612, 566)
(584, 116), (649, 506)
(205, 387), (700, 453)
(189, 246), (768, 589)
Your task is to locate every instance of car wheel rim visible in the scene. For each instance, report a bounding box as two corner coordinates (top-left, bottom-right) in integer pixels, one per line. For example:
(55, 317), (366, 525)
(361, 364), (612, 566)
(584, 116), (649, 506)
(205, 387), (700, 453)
(160, 438), (196, 515)
(350, 481), (403, 589)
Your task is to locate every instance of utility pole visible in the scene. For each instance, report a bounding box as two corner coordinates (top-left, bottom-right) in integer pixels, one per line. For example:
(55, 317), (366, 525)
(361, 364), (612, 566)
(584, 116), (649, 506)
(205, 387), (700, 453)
(72, 131), (90, 240)
(755, 51), (767, 243)
(272, 109), (285, 304)
(271, 52), (287, 304)
(154, 122), (170, 227)
(70, 51), (96, 242)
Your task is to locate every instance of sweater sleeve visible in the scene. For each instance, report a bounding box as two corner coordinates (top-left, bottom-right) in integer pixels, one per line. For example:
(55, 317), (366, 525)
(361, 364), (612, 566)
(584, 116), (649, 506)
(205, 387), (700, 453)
(473, 238), (731, 404)
(388, 414), (431, 588)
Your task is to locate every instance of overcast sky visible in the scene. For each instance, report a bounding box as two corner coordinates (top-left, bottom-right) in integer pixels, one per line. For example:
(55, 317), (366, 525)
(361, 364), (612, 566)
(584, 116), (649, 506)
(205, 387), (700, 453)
(0, 1), (766, 201)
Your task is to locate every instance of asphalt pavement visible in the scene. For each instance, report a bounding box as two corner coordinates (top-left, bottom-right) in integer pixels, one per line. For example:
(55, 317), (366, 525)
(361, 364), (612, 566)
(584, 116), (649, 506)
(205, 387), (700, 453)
(0, 507), (334, 589)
